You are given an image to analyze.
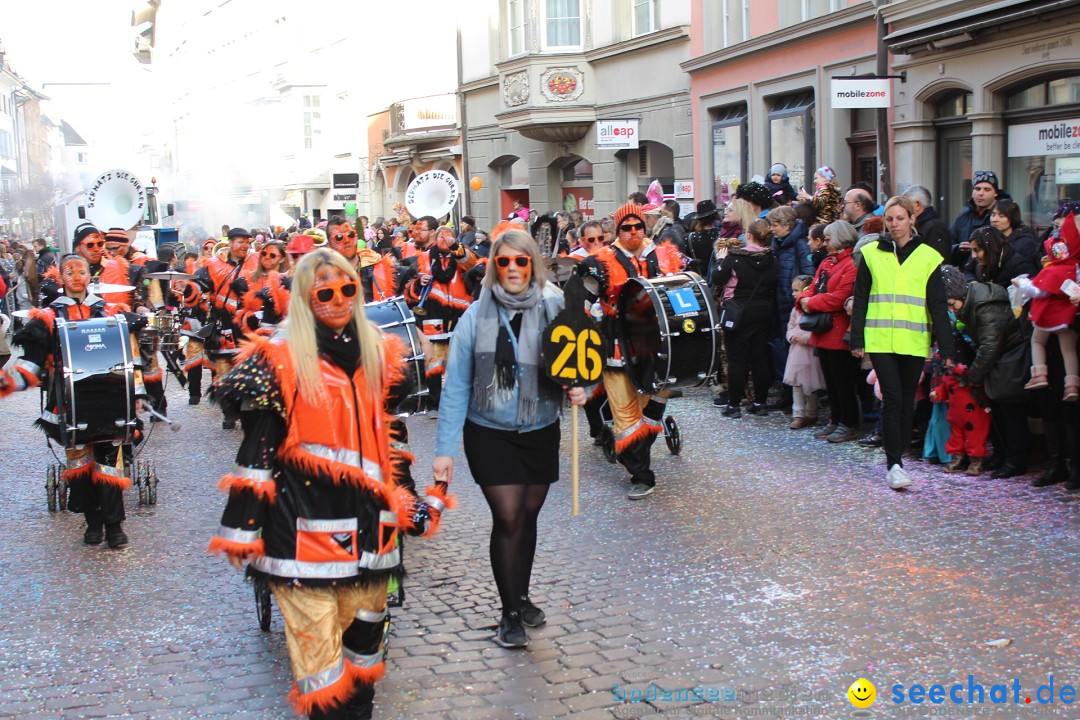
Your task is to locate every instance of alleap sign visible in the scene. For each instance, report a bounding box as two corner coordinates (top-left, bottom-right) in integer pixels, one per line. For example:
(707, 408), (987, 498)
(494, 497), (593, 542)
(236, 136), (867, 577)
(597, 119), (639, 149)
(1009, 118), (1080, 157)
(830, 78), (890, 109)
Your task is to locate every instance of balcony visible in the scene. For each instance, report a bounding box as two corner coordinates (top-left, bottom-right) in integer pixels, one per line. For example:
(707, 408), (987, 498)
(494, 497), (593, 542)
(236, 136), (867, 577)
(494, 55), (595, 143)
(384, 93), (459, 148)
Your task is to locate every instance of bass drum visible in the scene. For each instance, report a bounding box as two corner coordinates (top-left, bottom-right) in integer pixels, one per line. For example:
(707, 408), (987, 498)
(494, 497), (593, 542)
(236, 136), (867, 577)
(365, 297), (429, 415)
(55, 315), (136, 447)
(617, 271), (719, 394)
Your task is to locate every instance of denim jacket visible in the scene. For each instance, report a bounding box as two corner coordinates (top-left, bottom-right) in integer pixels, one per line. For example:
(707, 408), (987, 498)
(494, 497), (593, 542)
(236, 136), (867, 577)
(434, 284), (564, 459)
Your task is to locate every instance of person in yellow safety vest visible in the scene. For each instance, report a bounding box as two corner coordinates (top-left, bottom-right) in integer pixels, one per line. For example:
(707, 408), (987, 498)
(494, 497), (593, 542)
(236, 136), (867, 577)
(850, 196), (956, 491)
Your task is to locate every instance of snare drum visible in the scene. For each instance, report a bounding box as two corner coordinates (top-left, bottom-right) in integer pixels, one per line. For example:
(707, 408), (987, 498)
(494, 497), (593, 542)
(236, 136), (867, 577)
(365, 298), (429, 414)
(55, 315), (137, 446)
(617, 272), (719, 394)
(141, 313), (180, 350)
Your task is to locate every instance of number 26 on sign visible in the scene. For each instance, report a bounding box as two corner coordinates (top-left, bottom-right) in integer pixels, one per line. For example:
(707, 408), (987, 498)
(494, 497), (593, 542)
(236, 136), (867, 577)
(549, 326), (603, 382)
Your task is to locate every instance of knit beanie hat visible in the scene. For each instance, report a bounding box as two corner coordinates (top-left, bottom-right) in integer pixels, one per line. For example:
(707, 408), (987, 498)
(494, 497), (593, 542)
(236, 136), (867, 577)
(613, 203), (645, 229)
(73, 223), (101, 246)
(816, 166), (836, 183)
(105, 227), (131, 244)
(769, 163), (787, 176)
(939, 264), (968, 300)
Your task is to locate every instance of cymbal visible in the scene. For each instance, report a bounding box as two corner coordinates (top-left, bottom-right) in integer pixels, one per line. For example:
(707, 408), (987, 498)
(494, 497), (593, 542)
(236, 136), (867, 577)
(144, 270), (195, 281)
(544, 257), (576, 283)
(87, 283), (136, 294)
(12, 309), (31, 318)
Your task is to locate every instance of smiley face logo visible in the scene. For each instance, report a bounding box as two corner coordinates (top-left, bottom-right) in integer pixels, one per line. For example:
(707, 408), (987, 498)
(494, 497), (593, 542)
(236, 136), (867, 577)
(847, 679), (876, 708)
(682, 318), (697, 334)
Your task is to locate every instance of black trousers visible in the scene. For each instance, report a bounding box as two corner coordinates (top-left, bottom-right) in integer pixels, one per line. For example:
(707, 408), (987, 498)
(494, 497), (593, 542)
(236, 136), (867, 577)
(724, 311), (774, 406)
(818, 348), (859, 427)
(989, 400), (1030, 468)
(869, 352), (925, 469)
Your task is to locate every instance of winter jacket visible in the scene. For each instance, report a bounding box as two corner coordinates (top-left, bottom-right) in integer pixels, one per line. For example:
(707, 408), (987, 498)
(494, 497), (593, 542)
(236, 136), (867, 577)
(958, 281), (1027, 387)
(804, 248), (856, 351)
(1005, 225), (1040, 268)
(808, 183), (842, 225)
(975, 245), (1037, 288)
(950, 196), (1009, 265)
(915, 206), (952, 260)
(711, 246), (778, 310)
(771, 220), (814, 316)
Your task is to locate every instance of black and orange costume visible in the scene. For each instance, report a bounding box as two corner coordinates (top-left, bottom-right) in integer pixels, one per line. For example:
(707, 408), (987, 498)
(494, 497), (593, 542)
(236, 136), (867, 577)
(579, 204), (682, 492)
(233, 269), (290, 335)
(402, 238), (478, 408)
(2, 292), (147, 546)
(359, 249), (405, 303)
(207, 328), (451, 719)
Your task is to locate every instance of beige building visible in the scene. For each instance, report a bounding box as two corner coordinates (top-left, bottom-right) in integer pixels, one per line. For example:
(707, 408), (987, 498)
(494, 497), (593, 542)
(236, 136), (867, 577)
(459, 0), (693, 231)
(885, 0), (1080, 227)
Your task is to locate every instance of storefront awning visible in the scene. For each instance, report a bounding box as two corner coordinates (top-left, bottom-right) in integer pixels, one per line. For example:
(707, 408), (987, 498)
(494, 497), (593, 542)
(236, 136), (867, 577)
(885, 0), (1080, 54)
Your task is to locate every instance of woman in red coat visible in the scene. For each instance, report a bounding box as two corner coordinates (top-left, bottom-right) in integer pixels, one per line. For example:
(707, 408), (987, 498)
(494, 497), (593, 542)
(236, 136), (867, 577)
(800, 220), (859, 441)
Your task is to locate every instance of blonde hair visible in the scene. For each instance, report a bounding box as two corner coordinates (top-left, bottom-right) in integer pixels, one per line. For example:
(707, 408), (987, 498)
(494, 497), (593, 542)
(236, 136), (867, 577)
(482, 229), (548, 290)
(286, 249), (384, 403)
(725, 198), (757, 233)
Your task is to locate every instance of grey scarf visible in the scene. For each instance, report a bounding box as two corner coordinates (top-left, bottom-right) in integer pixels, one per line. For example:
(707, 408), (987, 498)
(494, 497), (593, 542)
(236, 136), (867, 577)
(473, 283), (545, 425)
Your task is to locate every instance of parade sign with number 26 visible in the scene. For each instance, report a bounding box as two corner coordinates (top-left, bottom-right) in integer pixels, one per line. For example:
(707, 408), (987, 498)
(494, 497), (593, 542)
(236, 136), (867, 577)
(542, 274), (605, 387)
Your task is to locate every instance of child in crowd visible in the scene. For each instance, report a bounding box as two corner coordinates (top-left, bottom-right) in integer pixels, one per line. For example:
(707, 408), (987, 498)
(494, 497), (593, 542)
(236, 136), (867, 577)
(807, 223), (828, 271)
(784, 274), (825, 429)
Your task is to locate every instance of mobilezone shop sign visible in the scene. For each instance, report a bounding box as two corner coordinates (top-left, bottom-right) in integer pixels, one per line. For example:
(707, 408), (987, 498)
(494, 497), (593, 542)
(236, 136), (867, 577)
(1009, 118), (1080, 156)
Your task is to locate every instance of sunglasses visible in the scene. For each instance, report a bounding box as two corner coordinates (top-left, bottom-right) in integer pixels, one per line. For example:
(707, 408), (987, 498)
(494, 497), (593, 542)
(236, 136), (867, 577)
(81, 240), (105, 249)
(333, 232), (357, 242)
(260, 251), (281, 259)
(618, 222), (646, 233)
(495, 255), (531, 268)
(311, 280), (358, 303)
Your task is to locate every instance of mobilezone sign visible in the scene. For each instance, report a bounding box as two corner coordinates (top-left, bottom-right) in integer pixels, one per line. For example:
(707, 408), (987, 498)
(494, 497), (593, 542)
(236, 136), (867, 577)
(1009, 118), (1080, 156)
(830, 78), (890, 108)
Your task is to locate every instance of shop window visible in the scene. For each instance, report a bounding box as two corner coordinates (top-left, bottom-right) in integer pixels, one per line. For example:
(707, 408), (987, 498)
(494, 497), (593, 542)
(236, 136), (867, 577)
(936, 91), (973, 118)
(545, 0), (582, 49)
(848, 109), (877, 193)
(712, 104), (748, 204)
(933, 91), (973, 226)
(768, 91), (815, 194)
(633, 0), (658, 37)
(508, 0), (527, 56)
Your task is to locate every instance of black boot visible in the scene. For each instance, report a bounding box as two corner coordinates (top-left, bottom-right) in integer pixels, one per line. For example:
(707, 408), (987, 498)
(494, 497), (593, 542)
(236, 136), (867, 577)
(308, 703), (348, 720)
(84, 512), (104, 545)
(345, 683), (375, 720)
(105, 522), (129, 549)
(1032, 459), (1068, 488)
(1065, 469), (1080, 491)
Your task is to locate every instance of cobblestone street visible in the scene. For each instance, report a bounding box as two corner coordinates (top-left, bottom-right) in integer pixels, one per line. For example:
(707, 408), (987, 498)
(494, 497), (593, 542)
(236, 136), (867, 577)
(1, 381), (1078, 720)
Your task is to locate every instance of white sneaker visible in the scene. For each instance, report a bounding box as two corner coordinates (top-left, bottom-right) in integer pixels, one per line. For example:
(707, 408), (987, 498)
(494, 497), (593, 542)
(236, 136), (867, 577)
(887, 464), (912, 490)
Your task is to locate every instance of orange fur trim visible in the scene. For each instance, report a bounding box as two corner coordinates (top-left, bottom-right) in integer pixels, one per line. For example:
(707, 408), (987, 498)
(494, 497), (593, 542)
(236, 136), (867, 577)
(217, 473), (277, 503)
(391, 484), (418, 534)
(42, 265), (60, 283)
(421, 484), (457, 538)
(0, 371), (14, 398)
(207, 536), (266, 559)
(425, 362), (445, 378)
(380, 333), (408, 389)
(286, 659), (382, 716)
(654, 242), (685, 276)
(278, 443), (395, 508)
(143, 369), (164, 383)
(613, 422), (661, 455)
(61, 462), (94, 484)
(91, 467), (132, 490)
(490, 220), (517, 241)
(28, 307), (56, 333)
(100, 256), (133, 305)
(12, 365), (40, 389)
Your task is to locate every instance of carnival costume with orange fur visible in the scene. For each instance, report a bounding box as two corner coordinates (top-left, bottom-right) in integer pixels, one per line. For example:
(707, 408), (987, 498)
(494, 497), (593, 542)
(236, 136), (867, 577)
(208, 330), (452, 718)
(578, 204), (683, 489)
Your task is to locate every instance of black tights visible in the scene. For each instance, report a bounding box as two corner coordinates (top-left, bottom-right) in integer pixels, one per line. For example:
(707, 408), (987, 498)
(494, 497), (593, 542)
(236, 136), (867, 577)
(480, 483), (550, 616)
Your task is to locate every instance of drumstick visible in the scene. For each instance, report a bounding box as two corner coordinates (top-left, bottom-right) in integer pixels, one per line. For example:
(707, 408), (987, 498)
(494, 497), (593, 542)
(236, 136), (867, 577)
(571, 405), (579, 516)
(417, 280), (433, 309)
(146, 407), (182, 432)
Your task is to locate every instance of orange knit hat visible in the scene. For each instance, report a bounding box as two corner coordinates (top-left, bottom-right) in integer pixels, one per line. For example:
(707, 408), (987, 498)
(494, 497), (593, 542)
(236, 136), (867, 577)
(613, 203), (645, 229)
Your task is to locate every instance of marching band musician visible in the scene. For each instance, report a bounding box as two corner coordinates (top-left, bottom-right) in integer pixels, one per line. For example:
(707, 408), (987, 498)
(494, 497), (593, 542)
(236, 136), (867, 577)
(402, 220), (478, 410)
(208, 249), (451, 720)
(0, 253), (149, 549)
(234, 239), (291, 335)
(186, 227), (257, 428)
(579, 203), (684, 500)
(324, 215), (400, 303)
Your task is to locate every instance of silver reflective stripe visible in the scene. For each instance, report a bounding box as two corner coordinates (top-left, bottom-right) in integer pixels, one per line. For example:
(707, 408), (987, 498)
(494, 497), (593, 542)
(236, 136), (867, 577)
(353, 607), (387, 623)
(343, 648), (384, 669)
(67, 455), (93, 470)
(215, 293), (239, 309)
(643, 416), (663, 429)
(218, 525), (260, 544)
(14, 358), (41, 376)
(10, 373), (27, 391)
(96, 463), (127, 478)
(40, 409), (62, 424)
(251, 556), (360, 579)
(297, 657), (345, 696)
(233, 465), (273, 483)
(390, 441), (410, 453)
(425, 495), (446, 513)
(359, 547), (400, 571)
(297, 517), (357, 532)
(299, 443), (384, 484)
(868, 293), (926, 307)
(614, 420), (645, 442)
(865, 319), (929, 332)
(379, 511), (396, 525)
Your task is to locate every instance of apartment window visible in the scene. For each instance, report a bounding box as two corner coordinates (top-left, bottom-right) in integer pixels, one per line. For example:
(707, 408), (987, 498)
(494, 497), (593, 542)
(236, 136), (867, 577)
(633, 0), (658, 37)
(76, 151), (89, 164)
(303, 94), (322, 151)
(718, 0), (749, 47)
(0, 130), (12, 159)
(509, 0), (527, 55)
(545, 0), (582, 49)
(779, 0), (843, 28)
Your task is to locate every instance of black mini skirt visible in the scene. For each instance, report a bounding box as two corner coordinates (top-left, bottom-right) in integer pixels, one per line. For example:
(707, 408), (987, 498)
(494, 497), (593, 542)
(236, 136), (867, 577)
(462, 419), (560, 486)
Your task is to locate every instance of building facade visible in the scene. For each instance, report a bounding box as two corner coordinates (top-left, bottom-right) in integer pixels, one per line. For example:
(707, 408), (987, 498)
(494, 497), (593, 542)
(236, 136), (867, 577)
(459, 0), (693, 230)
(885, 0), (1080, 228)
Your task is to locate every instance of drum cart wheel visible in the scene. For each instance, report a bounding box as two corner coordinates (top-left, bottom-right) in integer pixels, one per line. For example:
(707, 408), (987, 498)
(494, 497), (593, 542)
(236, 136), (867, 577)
(663, 416), (681, 455)
(600, 425), (617, 464)
(57, 464), (68, 511)
(135, 461), (148, 505)
(147, 462), (158, 505)
(254, 576), (272, 631)
(46, 464), (58, 512)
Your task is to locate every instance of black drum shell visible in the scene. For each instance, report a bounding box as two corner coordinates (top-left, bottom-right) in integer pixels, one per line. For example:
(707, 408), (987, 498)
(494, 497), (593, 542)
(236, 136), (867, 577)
(56, 316), (136, 446)
(364, 298), (429, 415)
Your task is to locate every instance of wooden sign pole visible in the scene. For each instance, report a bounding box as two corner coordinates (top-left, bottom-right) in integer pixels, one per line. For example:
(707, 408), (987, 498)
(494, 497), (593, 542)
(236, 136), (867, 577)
(571, 405), (579, 516)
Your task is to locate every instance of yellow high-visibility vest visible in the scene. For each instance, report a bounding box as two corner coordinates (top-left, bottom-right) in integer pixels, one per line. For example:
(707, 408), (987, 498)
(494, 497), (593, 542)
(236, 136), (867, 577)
(862, 241), (941, 357)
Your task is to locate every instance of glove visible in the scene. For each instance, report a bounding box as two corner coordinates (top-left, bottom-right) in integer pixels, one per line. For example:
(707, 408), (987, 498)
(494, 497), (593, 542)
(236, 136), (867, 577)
(230, 277), (249, 297)
(280, 276), (292, 291)
(406, 500), (431, 537)
(259, 291), (281, 324)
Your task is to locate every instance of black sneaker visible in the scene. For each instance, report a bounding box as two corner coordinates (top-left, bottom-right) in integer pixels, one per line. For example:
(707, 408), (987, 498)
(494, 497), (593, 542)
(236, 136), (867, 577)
(721, 404), (741, 418)
(747, 403), (768, 416)
(84, 523), (104, 545)
(222, 418), (236, 430)
(713, 391), (729, 407)
(188, 396), (201, 405)
(105, 523), (129, 549)
(495, 611), (527, 648)
(520, 598), (546, 628)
